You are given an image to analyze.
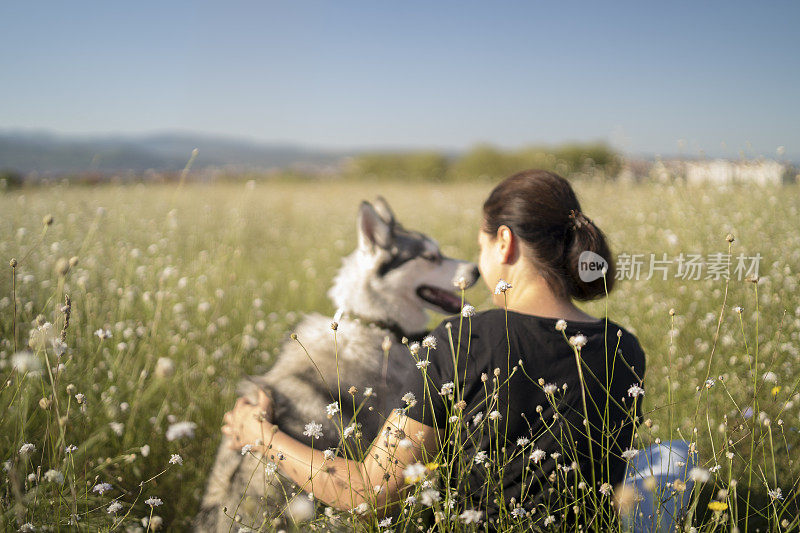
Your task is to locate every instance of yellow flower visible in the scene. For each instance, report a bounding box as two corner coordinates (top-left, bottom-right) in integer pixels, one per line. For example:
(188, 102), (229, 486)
(426, 462), (440, 471)
(771, 386), (781, 398)
(708, 501), (728, 512)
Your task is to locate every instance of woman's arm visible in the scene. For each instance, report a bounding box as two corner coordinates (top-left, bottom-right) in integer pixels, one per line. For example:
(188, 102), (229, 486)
(222, 391), (442, 515)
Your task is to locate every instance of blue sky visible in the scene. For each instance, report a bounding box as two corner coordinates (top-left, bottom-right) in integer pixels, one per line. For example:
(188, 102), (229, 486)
(1, 1), (798, 158)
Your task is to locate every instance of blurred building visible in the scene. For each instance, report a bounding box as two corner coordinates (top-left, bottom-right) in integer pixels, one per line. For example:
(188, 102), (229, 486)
(641, 158), (793, 185)
(683, 159), (788, 185)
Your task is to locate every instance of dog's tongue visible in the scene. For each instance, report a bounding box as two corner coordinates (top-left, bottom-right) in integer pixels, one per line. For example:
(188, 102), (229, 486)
(417, 285), (464, 314)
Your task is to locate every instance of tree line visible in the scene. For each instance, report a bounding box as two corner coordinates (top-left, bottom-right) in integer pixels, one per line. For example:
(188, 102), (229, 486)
(343, 142), (621, 181)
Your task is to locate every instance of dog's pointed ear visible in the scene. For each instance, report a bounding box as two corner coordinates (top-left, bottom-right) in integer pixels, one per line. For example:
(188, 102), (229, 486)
(372, 196), (396, 226)
(358, 201), (393, 251)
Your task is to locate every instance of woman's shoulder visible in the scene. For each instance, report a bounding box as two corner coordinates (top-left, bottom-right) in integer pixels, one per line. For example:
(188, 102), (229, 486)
(425, 309), (507, 352)
(432, 310), (645, 357)
(597, 320), (647, 371)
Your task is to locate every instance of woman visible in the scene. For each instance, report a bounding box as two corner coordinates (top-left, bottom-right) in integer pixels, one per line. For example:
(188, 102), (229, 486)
(223, 169), (647, 530)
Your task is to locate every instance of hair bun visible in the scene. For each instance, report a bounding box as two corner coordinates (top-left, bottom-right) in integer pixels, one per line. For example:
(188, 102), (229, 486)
(568, 209), (593, 231)
(482, 169), (615, 301)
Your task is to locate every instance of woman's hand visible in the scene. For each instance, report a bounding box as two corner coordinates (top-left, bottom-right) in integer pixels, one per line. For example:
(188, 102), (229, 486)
(221, 389), (275, 452)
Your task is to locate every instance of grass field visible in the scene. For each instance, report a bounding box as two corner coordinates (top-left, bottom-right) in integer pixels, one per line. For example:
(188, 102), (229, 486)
(1, 179), (799, 531)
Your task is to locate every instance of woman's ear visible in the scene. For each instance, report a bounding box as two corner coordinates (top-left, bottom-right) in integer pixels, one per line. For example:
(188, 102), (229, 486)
(496, 225), (515, 263)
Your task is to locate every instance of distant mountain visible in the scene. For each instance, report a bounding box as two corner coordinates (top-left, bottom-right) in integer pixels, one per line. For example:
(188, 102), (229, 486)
(0, 131), (353, 174)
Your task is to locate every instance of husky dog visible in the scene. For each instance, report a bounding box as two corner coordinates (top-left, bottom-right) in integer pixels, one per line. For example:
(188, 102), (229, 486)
(194, 197), (479, 532)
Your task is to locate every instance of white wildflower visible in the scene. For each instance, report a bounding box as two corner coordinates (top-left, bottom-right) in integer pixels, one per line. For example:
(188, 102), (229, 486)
(530, 449), (547, 464)
(165, 421), (197, 441)
(599, 482), (613, 496)
(402, 392), (417, 407)
(143, 516), (163, 530)
(51, 338), (67, 356)
(768, 487), (783, 500)
(363, 387), (374, 397)
(28, 321), (54, 352)
(543, 383), (558, 395)
(474, 450), (488, 465)
(264, 462), (278, 476)
(689, 467), (710, 483)
(323, 449), (335, 461)
(416, 359), (429, 369)
(378, 517), (393, 528)
(19, 443), (35, 456)
(421, 335), (437, 350)
(569, 334), (587, 348)
(420, 488), (441, 506)
(325, 402), (340, 417)
(109, 422), (124, 436)
(517, 437), (530, 446)
(44, 469), (64, 484)
(154, 357), (175, 379)
(439, 382), (454, 396)
(461, 304), (476, 317)
(555, 319), (568, 332)
(94, 328), (112, 340)
(168, 454), (183, 465)
(622, 448), (638, 461)
(11, 351), (42, 375)
(65, 444), (77, 454)
(511, 507), (528, 518)
(544, 515), (556, 526)
(93, 482), (113, 495)
(627, 384), (645, 398)
(107, 501), (123, 514)
(303, 421), (323, 439)
(460, 509), (483, 524)
(494, 279), (512, 294)
(488, 410), (502, 421)
(145, 496), (163, 507)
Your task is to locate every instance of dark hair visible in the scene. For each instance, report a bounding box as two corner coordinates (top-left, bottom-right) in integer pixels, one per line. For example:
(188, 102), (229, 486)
(482, 169), (615, 301)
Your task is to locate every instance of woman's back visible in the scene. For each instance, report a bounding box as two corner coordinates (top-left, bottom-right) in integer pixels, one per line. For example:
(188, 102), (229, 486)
(403, 308), (647, 526)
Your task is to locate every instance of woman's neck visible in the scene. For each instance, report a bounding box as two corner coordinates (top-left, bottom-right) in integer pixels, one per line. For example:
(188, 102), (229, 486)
(496, 271), (599, 323)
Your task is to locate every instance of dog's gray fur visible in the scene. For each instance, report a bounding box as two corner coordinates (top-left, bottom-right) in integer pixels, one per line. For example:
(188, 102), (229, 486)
(193, 198), (479, 532)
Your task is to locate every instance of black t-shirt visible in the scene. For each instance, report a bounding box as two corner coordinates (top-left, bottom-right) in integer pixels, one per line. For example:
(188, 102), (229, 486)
(400, 308), (646, 527)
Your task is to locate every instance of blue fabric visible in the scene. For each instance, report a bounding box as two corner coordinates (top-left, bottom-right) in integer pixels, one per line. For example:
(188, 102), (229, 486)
(622, 440), (696, 533)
